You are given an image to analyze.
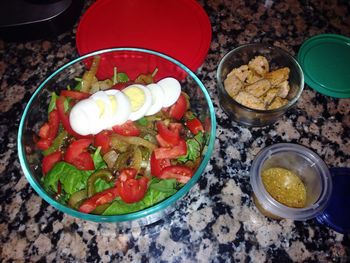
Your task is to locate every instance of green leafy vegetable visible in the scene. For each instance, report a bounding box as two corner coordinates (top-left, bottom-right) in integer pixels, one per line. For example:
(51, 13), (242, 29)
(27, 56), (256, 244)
(137, 117), (148, 126)
(48, 92), (58, 113)
(44, 148), (107, 195)
(112, 67), (129, 84)
(44, 161), (92, 194)
(102, 178), (178, 215)
(178, 132), (204, 163)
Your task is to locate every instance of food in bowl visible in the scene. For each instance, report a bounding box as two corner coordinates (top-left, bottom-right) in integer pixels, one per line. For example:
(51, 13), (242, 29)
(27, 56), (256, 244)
(250, 143), (332, 220)
(217, 43), (304, 127)
(224, 55), (291, 110)
(34, 55), (208, 216)
(261, 167), (306, 208)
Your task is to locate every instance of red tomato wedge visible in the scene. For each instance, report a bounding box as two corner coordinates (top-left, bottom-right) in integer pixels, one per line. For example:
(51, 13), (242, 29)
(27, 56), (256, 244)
(112, 121), (140, 136)
(79, 187), (119, 214)
(42, 151), (62, 174)
(156, 121), (180, 146)
(60, 90), (90, 100)
(150, 152), (171, 177)
(56, 96), (79, 137)
(36, 110), (60, 150)
(159, 165), (193, 183)
(185, 118), (204, 135)
(64, 139), (94, 170)
(38, 123), (50, 139)
(154, 139), (187, 160)
(116, 168), (149, 203)
(94, 130), (111, 154)
(169, 94), (187, 120)
(36, 138), (53, 150)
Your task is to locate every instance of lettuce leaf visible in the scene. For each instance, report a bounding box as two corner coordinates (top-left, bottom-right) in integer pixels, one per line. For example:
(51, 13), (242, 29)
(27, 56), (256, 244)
(102, 178), (179, 215)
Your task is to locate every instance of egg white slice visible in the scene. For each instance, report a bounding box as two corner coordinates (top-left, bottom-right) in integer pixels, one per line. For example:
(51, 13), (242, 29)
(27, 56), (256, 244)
(145, 83), (165, 116)
(157, 77), (181, 107)
(105, 89), (131, 127)
(122, 84), (152, 121)
(90, 91), (113, 130)
(69, 99), (101, 135)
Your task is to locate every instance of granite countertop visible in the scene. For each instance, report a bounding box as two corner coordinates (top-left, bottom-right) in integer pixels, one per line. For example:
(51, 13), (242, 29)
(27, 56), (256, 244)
(1, 0), (350, 262)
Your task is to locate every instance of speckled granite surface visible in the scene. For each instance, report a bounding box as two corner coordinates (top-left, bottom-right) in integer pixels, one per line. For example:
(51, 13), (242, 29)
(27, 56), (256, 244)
(1, 0), (350, 262)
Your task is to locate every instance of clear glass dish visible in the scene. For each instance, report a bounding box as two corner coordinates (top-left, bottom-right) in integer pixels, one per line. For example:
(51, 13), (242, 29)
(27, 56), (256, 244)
(250, 143), (333, 220)
(17, 48), (216, 224)
(217, 43), (304, 127)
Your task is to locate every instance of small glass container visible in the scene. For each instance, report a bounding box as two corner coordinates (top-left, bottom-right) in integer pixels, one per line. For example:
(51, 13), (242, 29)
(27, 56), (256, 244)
(250, 143), (333, 220)
(216, 43), (304, 127)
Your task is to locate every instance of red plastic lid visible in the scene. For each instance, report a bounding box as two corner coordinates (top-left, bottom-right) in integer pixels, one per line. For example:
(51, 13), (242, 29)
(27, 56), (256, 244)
(76, 0), (212, 72)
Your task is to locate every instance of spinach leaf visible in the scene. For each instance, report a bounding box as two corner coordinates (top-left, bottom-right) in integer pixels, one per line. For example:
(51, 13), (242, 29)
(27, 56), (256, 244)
(102, 178), (178, 215)
(44, 149), (107, 195)
(44, 161), (92, 194)
(178, 132), (204, 163)
(93, 147), (107, 170)
(94, 178), (114, 193)
(149, 178), (178, 195)
(48, 92), (58, 113)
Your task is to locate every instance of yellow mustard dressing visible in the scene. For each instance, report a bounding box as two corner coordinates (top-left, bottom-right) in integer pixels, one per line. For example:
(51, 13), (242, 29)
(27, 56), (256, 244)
(261, 167), (306, 208)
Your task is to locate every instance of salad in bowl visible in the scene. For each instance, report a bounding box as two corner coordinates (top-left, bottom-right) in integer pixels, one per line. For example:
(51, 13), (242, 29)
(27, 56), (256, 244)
(18, 48), (216, 223)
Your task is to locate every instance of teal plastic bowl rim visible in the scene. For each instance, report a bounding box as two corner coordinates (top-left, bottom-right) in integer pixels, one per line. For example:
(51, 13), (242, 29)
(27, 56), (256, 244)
(17, 47), (217, 223)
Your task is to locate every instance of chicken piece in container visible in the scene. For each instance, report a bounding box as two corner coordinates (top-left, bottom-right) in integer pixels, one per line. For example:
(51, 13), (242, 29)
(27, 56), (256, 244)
(263, 88), (279, 105)
(248, 55), (269, 76)
(268, 96), (289, 110)
(227, 65), (250, 83)
(234, 91), (265, 110)
(224, 74), (244, 97)
(245, 79), (271, 97)
(265, 67), (290, 86)
(276, 80), (290, 98)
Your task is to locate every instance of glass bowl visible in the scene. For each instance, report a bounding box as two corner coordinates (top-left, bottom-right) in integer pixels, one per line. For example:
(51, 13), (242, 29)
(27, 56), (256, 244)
(250, 143), (333, 220)
(17, 48), (216, 224)
(217, 43), (304, 127)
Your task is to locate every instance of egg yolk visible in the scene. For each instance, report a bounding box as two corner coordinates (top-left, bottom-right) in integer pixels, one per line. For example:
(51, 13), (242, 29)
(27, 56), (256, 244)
(109, 95), (117, 113)
(95, 99), (106, 117)
(123, 86), (145, 112)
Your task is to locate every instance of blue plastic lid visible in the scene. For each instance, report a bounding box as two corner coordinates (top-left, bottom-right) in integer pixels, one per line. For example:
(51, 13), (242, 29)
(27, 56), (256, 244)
(316, 167), (350, 234)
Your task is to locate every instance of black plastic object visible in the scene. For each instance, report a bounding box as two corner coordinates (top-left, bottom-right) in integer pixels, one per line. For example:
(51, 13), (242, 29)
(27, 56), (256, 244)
(0, 0), (84, 41)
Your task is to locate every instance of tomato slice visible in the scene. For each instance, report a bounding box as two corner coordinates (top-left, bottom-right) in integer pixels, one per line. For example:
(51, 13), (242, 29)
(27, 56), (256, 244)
(64, 139), (94, 170)
(112, 121), (140, 136)
(36, 138), (53, 150)
(154, 139), (187, 159)
(42, 151), (62, 174)
(116, 168), (149, 203)
(169, 94), (187, 120)
(60, 90), (90, 100)
(94, 130), (111, 154)
(185, 118), (204, 135)
(79, 187), (119, 214)
(56, 96), (78, 136)
(150, 152), (171, 177)
(38, 123), (50, 139)
(156, 121), (180, 146)
(36, 109), (60, 150)
(159, 165), (193, 183)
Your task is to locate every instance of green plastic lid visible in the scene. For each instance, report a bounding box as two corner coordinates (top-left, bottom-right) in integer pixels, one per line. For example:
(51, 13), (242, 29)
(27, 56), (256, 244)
(297, 34), (350, 98)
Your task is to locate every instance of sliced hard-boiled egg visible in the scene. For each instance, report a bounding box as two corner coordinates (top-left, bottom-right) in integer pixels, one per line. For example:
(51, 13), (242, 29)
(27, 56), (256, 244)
(105, 89), (131, 127)
(145, 83), (165, 116)
(90, 91), (113, 129)
(69, 99), (101, 135)
(157, 77), (181, 107)
(122, 84), (152, 121)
